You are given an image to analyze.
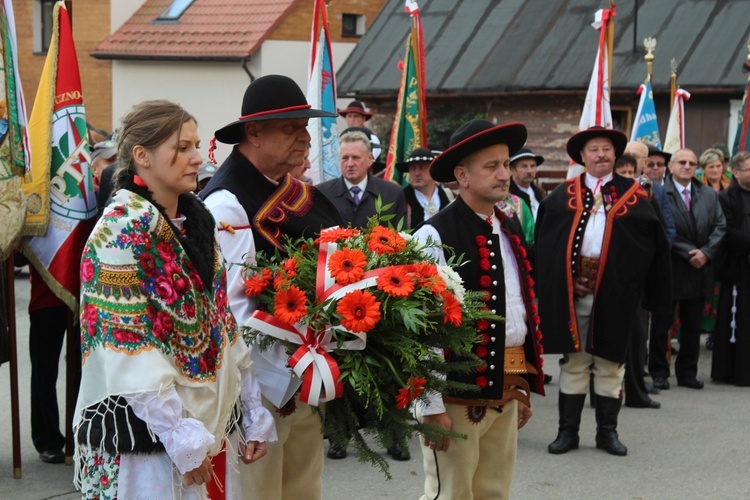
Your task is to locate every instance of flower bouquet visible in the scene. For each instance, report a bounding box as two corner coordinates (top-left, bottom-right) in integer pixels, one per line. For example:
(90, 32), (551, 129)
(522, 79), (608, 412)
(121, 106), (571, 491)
(241, 214), (499, 476)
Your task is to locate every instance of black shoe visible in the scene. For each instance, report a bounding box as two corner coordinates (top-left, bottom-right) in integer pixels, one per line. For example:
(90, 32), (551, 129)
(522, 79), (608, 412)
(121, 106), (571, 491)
(645, 383), (661, 395)
(39, 450), (64, 464)
(327, 443), (348, 459)
(387, 443), (411, 461)
(544, 374), (553, 384)
(652, 377), (670, 390)
(677, 377), (704, 389)
(625, 399), (661, 409)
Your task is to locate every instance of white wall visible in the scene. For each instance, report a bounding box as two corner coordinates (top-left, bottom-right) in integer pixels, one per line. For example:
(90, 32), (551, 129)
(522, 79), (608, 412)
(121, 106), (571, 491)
(111, 1), (144, 32)
(109, 39), (363, 165)
(111, 60), (256, 165)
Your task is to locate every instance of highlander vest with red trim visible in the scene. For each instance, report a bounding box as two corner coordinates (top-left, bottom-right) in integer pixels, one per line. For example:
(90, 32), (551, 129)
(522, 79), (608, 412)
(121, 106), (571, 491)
(419, 196), (543, 400)
(200, 148), (343, 255)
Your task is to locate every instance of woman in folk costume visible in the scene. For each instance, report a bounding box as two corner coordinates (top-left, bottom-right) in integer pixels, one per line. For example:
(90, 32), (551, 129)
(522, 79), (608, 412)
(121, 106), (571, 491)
(73, 100), (276, 499)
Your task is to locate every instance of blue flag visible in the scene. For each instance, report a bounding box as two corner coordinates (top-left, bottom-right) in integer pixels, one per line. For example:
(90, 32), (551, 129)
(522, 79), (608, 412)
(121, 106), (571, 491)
(630, 77), (662, 149)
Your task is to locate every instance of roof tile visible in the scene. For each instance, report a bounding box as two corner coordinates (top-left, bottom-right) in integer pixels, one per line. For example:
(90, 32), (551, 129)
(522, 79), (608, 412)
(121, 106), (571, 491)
(93, 0), (300, 59)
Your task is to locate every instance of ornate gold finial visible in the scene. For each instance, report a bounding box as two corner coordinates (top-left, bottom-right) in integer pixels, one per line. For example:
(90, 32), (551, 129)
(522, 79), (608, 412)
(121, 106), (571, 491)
(644, 37), (656, 62)
(671, 58), (678, 76)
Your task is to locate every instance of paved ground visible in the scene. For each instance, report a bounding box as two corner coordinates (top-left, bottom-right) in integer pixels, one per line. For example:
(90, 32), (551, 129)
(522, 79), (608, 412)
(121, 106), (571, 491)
(2, 268), (750, 499)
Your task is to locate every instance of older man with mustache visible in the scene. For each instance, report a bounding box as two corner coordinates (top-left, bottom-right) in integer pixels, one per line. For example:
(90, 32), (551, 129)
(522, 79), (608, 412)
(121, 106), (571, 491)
(536, 127), (671, 457)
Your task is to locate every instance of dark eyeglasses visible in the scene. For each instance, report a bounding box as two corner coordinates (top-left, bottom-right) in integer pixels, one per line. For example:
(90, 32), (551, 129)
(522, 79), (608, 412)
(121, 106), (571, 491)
(677, 160), (698, 167)
(645, 161), (666, 168)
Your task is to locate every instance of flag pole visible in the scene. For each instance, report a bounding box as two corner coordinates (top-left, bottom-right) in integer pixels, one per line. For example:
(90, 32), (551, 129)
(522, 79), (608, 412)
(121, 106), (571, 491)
(607, 1), (615, 88)
(4, 258), (22, 477)
(670, 58), (678, 112)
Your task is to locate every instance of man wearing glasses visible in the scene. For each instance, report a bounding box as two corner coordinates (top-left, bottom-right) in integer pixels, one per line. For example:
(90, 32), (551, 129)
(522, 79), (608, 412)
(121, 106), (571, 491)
(652, 148), (726, 391)
(643, 144), (671, 185)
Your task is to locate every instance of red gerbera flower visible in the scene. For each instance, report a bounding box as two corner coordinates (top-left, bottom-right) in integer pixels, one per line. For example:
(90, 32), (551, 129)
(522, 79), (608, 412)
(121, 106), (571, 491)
(377, 266), (415, 297)
(316, 227), (361, 244)
(337, 289), (381, 333)
(282, 258), (298, 277)
(423, 275), (447, 295)
(442, 291), (462, 327)
(273, 285), (308, 325)
(367, 226), (406, 254)
(244, 268), (272, 296)
(328, 248), (367, 285)
(395, 376), (427, 409)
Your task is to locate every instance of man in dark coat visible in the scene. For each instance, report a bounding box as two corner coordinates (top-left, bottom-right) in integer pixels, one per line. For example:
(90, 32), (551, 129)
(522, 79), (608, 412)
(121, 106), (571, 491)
(316, 130), (406, 229)
(414, 119), (545, 498)
(712, 151), (750, 385)
(509, 147), (546, 221)
(651, 148), (726, 390)
(202, 74), (343, 499)
(536, 127), (671, 457)
(395, 147), (450, 229)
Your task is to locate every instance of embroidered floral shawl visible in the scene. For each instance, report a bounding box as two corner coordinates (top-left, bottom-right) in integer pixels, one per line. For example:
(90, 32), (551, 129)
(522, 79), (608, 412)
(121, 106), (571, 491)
(74, 189), (250, 458)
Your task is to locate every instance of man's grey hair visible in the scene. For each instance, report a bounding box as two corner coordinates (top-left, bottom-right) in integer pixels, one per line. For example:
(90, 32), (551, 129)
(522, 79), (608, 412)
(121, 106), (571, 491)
(731, 151), (750, 171)
(339, 130), (371, 152)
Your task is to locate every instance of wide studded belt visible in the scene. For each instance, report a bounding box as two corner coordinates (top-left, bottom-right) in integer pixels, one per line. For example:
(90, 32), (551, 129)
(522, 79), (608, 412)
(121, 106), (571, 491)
(578, 256), (600, 287)
(504, 346), (529, 374)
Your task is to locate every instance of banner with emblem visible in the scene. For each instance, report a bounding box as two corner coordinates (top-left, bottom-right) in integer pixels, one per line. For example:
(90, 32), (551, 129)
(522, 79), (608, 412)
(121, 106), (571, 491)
(630, 76), (662, 149)
(663, 88), (690, 155)
(306, 0), (339, 184)
(0, 0), (30, 260)
(384, 0), (427, 186)
(21, 1), (96, 311)
(568, 6), (616, 178)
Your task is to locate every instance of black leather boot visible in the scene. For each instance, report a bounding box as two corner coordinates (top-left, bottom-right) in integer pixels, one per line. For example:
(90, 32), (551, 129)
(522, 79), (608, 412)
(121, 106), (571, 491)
(595, 395), (628, 456)
(548, 393), (586, 454)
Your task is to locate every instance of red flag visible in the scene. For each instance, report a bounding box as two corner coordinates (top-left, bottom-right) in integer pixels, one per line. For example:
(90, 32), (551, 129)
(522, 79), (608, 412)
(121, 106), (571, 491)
(22, 1), (96, 311)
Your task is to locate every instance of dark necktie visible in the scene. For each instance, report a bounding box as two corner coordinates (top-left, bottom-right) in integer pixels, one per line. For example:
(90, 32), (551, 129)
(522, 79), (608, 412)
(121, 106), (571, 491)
(350, 186), (361, 206)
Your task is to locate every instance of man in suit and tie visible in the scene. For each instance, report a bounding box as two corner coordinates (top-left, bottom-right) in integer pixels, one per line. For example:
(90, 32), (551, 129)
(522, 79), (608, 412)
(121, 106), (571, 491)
(653, 148), (726, 390)
(317, 130), (406, 229)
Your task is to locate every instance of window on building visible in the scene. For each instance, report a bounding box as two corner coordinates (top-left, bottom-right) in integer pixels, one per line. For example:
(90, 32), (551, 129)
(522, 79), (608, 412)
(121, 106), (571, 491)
(342, 13), (365, 38)
(157, 0), (195, 21)
(34, 0), (55, 53)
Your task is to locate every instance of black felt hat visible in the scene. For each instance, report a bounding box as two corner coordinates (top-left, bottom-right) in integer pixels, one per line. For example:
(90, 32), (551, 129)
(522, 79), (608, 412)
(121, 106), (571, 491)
(214, 75), (337, 144)
(646, 143), (672, 163)
(510, 147), (544, 167)
(337, 101), (372, 119)
(566, 126), (628, 165)
(395, 147), (439, 173)
(429, 120), (527, 183)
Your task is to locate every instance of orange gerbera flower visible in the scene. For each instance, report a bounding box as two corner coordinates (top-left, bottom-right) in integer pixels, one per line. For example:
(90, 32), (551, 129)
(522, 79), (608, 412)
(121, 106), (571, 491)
(395, 376), (427, 409)
(244, 268), (272, 296)
(273, 285), (308, 325)
(412, 262), (438, 278)
(315, 227), (361, 244)
(367, 226), (406, 254)
(336, 289), (381, 333)
(377, 266), (415, 297)
(282, 257), (298, 277)
(442, 291), (462, 326)
(328, 248), (367, 285)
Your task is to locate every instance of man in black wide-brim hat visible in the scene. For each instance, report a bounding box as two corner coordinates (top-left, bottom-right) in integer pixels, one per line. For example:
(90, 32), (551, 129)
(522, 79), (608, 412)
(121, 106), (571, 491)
(413, 119), (545, 499)
(535, 126), (672, 458)
(202, 74), (343, 499)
